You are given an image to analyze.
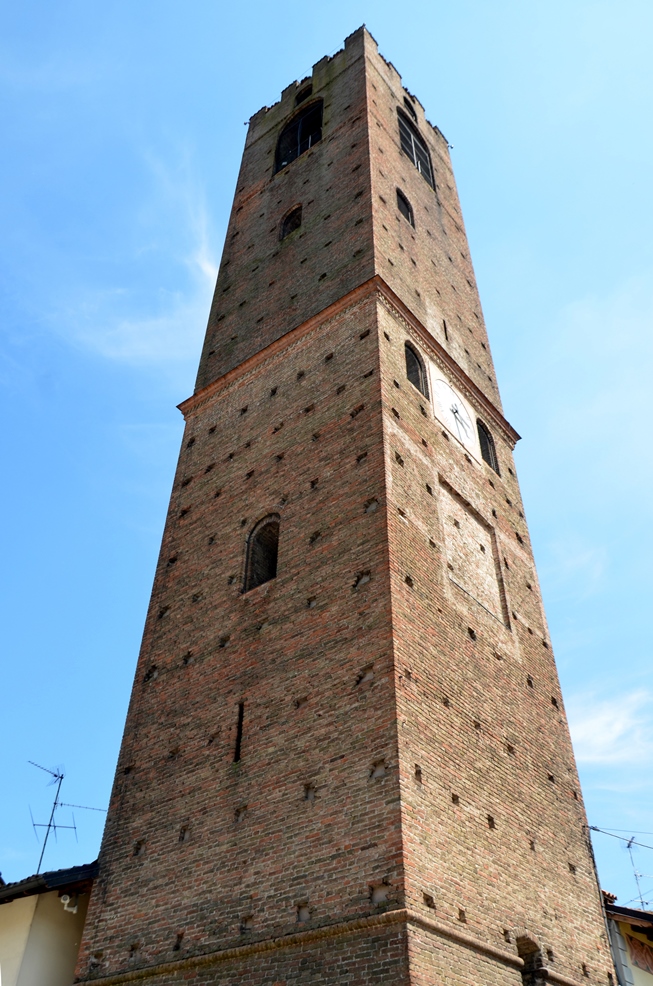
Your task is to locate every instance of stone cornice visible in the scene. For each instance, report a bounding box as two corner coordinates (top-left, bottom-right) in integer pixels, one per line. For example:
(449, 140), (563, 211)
(77, 907), (528, 985)
(178, 276), (520, 450)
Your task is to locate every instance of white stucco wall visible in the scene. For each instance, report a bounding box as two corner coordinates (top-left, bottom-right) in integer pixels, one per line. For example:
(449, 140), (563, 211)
(0, 890), (89, 986)
(0, 895), (37, 986)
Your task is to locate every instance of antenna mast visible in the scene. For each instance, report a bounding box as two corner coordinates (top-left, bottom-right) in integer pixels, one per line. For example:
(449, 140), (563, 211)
(28, 761), (76, 874)
(28, 761), (107, 873)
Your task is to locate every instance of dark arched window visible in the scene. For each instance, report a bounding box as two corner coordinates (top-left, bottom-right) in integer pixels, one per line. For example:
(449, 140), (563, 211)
(280, 205), (302, 240)
(243, 515), (280, 592)
(396, 189), (414, 227)
(397, 110), (434, 188)
(477, 420), (500, 474)
(275, 101), (323, 174)
(515, 936), (544, 986)
(405, 342), (429, 398)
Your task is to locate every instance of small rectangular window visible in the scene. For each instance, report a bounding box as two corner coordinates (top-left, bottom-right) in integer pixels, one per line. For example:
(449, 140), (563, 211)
(396, 189), (415, 227)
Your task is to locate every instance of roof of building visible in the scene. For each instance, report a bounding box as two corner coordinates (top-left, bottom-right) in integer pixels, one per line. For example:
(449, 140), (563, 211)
(0, 861), (98, 905)
(605, 899), (653, 931)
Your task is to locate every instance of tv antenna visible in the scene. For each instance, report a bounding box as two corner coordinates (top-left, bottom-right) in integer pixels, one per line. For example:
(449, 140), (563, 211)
(589, 826), (653, 908)
(625, 836), (653, 908)
(28, 761), (106, 873)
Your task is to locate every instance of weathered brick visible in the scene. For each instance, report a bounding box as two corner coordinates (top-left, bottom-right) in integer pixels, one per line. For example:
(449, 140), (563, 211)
(76, 27), (614, 986)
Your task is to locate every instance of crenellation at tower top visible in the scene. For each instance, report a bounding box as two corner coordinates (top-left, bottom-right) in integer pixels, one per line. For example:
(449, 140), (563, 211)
(248, 26), (372, 130)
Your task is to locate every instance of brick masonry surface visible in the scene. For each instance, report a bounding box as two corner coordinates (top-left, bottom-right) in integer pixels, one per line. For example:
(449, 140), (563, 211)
(76, 27), (616, 986)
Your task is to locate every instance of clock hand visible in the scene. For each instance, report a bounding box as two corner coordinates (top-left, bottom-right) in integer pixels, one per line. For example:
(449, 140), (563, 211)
(451, 404), (470, 437)
(450, 407), (465, 439)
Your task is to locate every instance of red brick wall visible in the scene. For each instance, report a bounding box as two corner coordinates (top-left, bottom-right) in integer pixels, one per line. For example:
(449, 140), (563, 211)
(377, 298), (613, 983)
(195, 30), (376, 392)
(78, 296), (412, 980)
(77, 27), (614, 986)
(366, 45), (503, 410)
(196, 29), (501, 410)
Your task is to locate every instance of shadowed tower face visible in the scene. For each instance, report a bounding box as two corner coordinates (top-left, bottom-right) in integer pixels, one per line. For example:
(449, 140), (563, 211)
(77, 28), (615, 986)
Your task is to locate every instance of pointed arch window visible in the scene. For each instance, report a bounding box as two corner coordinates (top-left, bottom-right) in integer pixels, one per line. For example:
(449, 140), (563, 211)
(405, 342), (429, 398)
(243, 515), (280, 592)
(280, 205), (302, 240)
(275, 100), (323, 174)
(477, 420), (500, 475)
(397, 109), (434, 188)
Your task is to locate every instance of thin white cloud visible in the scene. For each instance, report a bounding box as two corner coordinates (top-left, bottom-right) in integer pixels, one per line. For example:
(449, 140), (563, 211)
(567, 689), (653, 765)
(49, 152), (219, 370)
(66, 282), (210, 366)
(141, 148), (220, 285)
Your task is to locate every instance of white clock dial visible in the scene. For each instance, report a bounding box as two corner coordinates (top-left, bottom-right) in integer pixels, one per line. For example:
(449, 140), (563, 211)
(432, 379), (474, 448)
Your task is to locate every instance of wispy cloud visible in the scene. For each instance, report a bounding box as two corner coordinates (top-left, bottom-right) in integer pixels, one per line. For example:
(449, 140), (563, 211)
(64, 280), (211, 366)
(567, 690), (653, 765)
(49, 152), (219, 370)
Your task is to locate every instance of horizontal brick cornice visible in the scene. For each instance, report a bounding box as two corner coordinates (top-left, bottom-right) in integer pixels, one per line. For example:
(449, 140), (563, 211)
(541, 971), (589, 986)
(77, 908), (528, 984)
(178, 276), (520, 449)
(179, 281), (374, 419)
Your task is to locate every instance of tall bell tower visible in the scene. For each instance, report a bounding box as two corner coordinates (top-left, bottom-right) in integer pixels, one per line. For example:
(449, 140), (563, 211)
(77, 28), (615, 986)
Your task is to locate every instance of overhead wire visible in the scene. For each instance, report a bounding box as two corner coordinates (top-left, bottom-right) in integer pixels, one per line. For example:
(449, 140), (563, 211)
(589, 827), (653, 853)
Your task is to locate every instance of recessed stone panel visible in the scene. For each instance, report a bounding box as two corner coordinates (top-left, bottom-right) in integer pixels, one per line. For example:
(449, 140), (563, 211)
(439, 478), (507, 623)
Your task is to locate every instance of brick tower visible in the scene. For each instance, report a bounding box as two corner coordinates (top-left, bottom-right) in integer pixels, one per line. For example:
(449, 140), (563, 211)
(77, 28), (615, 986)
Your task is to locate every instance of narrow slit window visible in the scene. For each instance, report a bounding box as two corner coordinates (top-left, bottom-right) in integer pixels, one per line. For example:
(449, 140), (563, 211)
(234, 702), (244, 762)
(397, 110), (434, 188)
(281, 206), (302, 239)
(275, 101), (323, 173)
(396, 189), (414, 227)
(243, 515), (280, 592)
(477, 420), (500, 475)
(405, 342), (429, 399)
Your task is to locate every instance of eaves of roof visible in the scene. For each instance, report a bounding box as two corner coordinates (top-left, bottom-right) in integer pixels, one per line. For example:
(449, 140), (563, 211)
(606, 902), (653, 929)
(0, 861), (98, 905)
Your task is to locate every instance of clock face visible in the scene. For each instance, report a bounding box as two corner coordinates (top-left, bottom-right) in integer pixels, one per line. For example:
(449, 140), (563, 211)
(432, 379), (475, 448)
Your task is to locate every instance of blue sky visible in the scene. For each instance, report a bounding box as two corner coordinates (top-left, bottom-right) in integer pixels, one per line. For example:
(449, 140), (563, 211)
(1, 0), (652, 907)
